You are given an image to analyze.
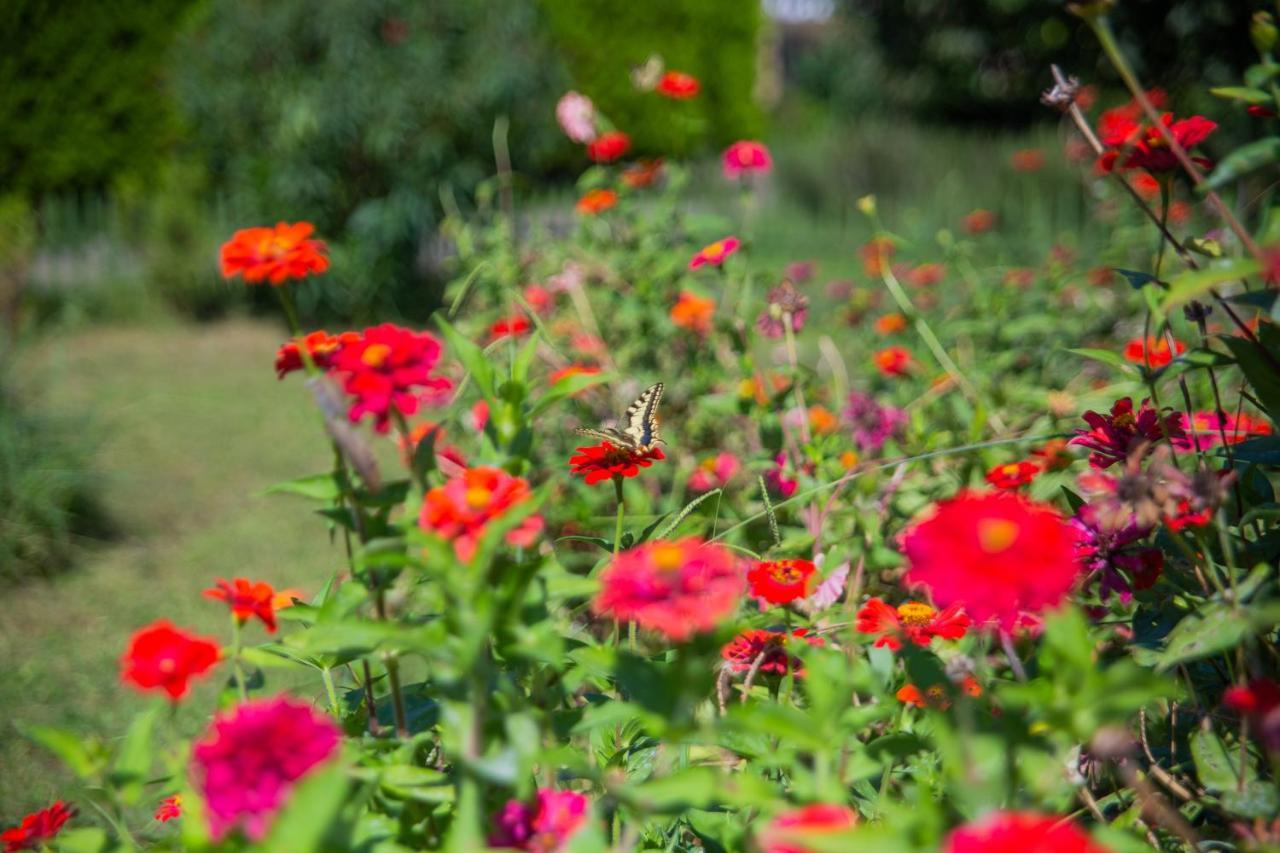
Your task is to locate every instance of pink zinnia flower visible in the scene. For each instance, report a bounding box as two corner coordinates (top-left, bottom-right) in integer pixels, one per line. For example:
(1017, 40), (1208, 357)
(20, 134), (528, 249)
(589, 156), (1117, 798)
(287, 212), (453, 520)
(555, 91), (597, 143)
(903, 491), (1083, 632)
(592, 538), (745, 641)
(489, 789), (590, 851)
(191, 696), (341, 841)
(418, 466), (544, 562)
(689, 237), (741, 270)
(722, 141), (772, 180)
(688, 452), (740, 493)
(332, 323), (453, 434)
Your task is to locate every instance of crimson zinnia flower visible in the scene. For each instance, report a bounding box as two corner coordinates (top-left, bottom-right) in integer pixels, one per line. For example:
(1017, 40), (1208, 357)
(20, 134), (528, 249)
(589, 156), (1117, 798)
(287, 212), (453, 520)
(419, 466), (544, 562)
(855, 598), (971, 651)
(331, 323), (452, 434)
(756, 804), (859, 853)
(586, 130), (630, 163)
(219, 221), (329, 285)
(722, 141), (772, 179)
(689, 236), (741, 270)
(902, 491), (1083, 632)
(488, 789), (590, 852)
(1123, 336), (1185, 368)
(154, 795), (182, 823)
(192, 696), (341, 841)
(2, 802), (74, 852)
(275, 330), (359, 378)
(1098, 112), (1217, 175)
(984, 460), (1041, 490)
(656, 70), (700, 99)
(944, 811), (1111, 853)
(204, 577), (283, 633)
(747, 559), (819, 605)
(592, 538), (745, 641)
(721, 628), (823, 677)
(575, 188), (617, 215)
(569, 441), (665, 485)
(1070, 397), (1184, 469)
(120, 620), (220, 701)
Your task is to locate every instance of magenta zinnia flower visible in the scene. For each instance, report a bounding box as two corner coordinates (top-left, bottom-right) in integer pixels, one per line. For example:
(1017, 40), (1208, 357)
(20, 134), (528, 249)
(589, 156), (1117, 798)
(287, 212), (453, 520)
(1071, 503), (1162, 603)
(332, 323), (453, 434)
(191, 696), (341, 841)
(1069, 397), (1184, 469)
(488, 789), (590, 851)
(843, 391), (907, 453)
(722, 140), (772, 180)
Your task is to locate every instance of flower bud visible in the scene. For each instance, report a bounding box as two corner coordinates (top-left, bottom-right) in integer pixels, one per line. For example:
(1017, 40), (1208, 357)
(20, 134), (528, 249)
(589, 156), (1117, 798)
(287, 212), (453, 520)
(1254, 12), (1278, 54)
(856, 195), (877, 217)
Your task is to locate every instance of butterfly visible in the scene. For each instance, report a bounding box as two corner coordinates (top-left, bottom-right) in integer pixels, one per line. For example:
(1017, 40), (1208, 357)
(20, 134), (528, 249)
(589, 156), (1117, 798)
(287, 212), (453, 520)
(630, 54), (664, 92)
(576, 383), (665, 452)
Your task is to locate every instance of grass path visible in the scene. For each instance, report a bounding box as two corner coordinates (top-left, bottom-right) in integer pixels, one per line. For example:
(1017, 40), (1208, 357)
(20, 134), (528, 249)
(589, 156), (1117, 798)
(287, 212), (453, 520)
(1, 318), (341, 816)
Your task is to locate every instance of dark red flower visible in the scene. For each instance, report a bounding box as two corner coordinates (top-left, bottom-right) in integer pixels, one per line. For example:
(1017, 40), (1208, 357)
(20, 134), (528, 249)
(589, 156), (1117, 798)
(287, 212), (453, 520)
(331, 323), (452, 434)
(655, 70), (700, 99)
(120, 620), (220, 701)
(1070, 397), (1185, 469)
(721, 628), (824, 677)
(2, 802), (74, 852)
(984, 460), (1041, 490)
(855, 598), (971, 651)
(747, 559), (819, 605)
(204, 578), (282, 633)
(568, 441), (665, 485)
(219, 222), (328, 285)
(586, 131), (630, 163)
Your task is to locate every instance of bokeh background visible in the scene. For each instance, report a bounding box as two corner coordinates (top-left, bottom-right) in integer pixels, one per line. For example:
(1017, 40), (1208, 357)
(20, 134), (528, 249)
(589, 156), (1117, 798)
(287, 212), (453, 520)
(0, 0), (1263, 816)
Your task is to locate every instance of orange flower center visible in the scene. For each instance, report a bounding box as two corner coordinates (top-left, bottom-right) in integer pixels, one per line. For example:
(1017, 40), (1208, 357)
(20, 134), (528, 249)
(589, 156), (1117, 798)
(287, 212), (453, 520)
(977, 518), (1020, 553)
(362, 343), (392, 368)
(651, 543), (685, 571)
(464, 486), (493, 509)
(703, 241), (726, 260)
(1001, 464), (1021, 476)
(896, 602), (936, 627)
(158, 656), (176, 674)
(769, 563), (803, 584)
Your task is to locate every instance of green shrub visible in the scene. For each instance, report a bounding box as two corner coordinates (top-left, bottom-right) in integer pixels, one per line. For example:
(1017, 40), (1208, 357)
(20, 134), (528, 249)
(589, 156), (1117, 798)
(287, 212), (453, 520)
(540, 0), (763, 155)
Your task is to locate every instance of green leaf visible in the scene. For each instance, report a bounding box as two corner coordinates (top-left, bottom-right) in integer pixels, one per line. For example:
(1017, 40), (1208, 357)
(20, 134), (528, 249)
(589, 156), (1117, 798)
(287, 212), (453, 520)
(1222, 336), (1280, 426)
(1222, 780), (1280, 819)
(1113, 268), (1164, 290)
(1066, 347), (1132, 371)
(529, 370), (616, 418)
(511, 329), (541, 385)
(1205, 137), (1280, 190)
(262, 762), (350, 849)
(53, 828), (110, 853)
(109, 705), (158, 803)
(1156, 602), (1250, 669)
(436, 317), (496, 401)
(20, 725), (97, 778)
(1160, 260), (1262, 312)
(1232, 436), (1280, 465)
(1191, 728), (1257, 792)
(265, 472), (340, 501)
(1209, 86), (1272, 104)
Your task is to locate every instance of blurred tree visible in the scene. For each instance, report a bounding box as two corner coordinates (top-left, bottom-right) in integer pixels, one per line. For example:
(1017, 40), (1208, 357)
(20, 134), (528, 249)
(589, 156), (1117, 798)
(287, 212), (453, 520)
(540, 0), (764, 154)
(172, 0), (570, 323)
(0, 0), (192, 195)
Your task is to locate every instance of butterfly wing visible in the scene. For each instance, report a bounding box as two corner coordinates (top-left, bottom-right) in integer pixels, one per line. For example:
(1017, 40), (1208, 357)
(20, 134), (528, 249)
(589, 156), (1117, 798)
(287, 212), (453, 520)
(619, 383), (664, 450)
(575, 426), (633, 448)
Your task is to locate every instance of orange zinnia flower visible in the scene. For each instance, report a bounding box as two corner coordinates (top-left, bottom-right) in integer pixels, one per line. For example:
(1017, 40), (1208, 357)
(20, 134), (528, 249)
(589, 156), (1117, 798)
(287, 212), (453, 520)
(984, 460), (1041, 490)
(219, 221), (329, 285)
(859, 237), (895, 277)
(1123, 336), (1185, 369)
(655, 70), (700, 99)
(874, 313), (907, 335)
(962, 209), (996, 235)
(622, 158), (664, 188)
(856, 598), (971, 651)
(873, 346), (912, 377)
(670, 291), (715, 334)
(203, 578), (284, 633)
(575, 188), (617, 215)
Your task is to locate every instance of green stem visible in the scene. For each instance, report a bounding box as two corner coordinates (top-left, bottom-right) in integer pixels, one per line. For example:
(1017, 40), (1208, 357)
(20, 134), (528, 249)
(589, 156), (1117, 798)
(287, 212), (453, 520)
(612, 475), (636, 650)
(230, 616), (249, 702)
(321, 667), (341, 718)
(375, 589), (410, 739)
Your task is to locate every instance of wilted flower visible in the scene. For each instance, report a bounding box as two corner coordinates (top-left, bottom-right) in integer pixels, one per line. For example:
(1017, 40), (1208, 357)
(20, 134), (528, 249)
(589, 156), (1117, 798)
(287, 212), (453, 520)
(984, 460), (1041, 490)
(747, 559), (819, 605)
(275, 330), (359, 378)
(784, 260), (817, 284)
(670, 291), (716, 334)
(1070, 397), (1185, 469)
(721, 628), (823, 677)
(192, 696), (341, 841)
(555, 91), (597, 143)
(575, 188), (617, 215)
(688, 452), (740, 493)
(689, 237), (741, 270)
(722, 140), (772, 179)
(592, 538), (745, 641)
(586, 130), (630, 163)
(1030, 438), (1076, 472)
(855, 598), (971, 651)
(655, 70), (699, 99)
(873, 346), (912, 377)
(903, 491), (1083, 632)
(843, 391), (907, 453)
(1123, 336), (1185, 368)
(419, 466), (544, 562)
(489, 789), (590, 852)
(1003, 268), (1036, 289)
(1, 802), (74, 852)
(756, 804), (858, 853)
(943, 811), (1111, 853)
(120, 621), (220, 701)
(332, 324), (452, 434)
(219, 222), (329, 285)
(569, 441), (665, 485)
(756, 281), (808, 338)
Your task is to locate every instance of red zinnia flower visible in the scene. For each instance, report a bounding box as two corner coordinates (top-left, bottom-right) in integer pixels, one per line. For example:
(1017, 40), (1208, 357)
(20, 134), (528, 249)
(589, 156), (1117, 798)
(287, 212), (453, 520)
(1123, 336), (1185, 369)
(1099, 113), (1217, 175)
(873, 346), (912, 377)
(903, 491), (1083, 632)
(2, 802), (74, 852)
(747, 559), (819, 605)
(154, 795), (182, 823)
(569, 441), (666, 485)
(120, 620), (220, 701)
(859, 238), (895, 277)
(756, 804), (859, 853)
(670, 291), (716, 334)
(721, 628), (824, 677)
(490, 315), (531, 342)
(944, 811), (1111, 853)
(575, 188), (617, 215)
(488, 789), (590, 852)
(331, 323), (452, 434)
(984, 460), (1041, 490)
(1010, 148), (1045, 172)
(418, 466), (544, 562)
(906, 263), (945, 287)
(689, 236), (741, 270)
(855, 598), (971, 651)
(592, 538), (745, 641)
(1070, 397), (1185, 469)
(656, 70), (700, 99)
(962, 209), (996, 234)
(192, 696), (341, 841)
(622, 158), (664, 189)
(203, 577), (283, 633)
(586, 130), (630, 163)
(275, 330), (359, 378)
(722, 141), (772, 179)
(219, 221), (329, 285)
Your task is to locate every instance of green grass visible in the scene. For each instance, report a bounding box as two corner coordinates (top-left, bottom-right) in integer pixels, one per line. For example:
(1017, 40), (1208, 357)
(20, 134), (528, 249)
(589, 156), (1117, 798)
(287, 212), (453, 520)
(0, 317), (340, 816)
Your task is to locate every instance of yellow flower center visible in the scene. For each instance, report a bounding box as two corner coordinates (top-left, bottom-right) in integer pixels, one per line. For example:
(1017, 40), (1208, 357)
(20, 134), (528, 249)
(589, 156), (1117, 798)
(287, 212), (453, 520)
(1114, 412), (1136, 429)
(651, 543), (685, 571)
(703, 241), (726, 260)
(769, 562), (802, 584)
(361, 343), (392, 368)
(977, 518), (1020, 553)
(896, 602), (936, 627)
(159, 656), (176, 674)
(464, 486), (493, 509)
(1001, 463), (1021, 476)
